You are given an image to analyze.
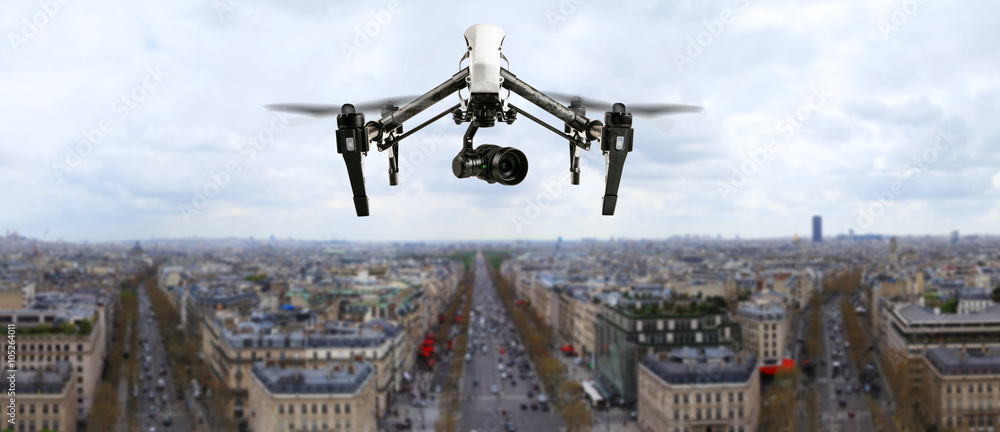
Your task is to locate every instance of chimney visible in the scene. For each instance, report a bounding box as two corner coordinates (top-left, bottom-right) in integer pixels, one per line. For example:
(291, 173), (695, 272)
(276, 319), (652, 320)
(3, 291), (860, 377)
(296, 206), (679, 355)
(933, 307), (940, 315)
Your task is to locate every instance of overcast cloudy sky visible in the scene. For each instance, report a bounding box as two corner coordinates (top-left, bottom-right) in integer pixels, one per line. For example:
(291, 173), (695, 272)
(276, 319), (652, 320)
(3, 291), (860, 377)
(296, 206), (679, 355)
(2, 0), (998, 242)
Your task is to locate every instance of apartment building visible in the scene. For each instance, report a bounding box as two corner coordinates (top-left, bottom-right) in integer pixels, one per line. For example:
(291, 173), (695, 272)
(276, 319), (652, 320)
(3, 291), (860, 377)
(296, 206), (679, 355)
(733, 290), (790, 366)
(248, 361), (376, 432)
(202, 311), (407, 420)
(878, 298), (1000, 404)
(4, 361), (77, 432)
(923, 346), (1000, 430)
(0, 308), (105, 420)
(637, 348), (759, 432)
(594, 293), (742, 405)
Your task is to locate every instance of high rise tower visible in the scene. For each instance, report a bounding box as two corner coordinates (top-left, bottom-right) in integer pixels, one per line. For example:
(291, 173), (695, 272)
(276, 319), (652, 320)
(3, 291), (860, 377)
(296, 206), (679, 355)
(812, 216), (822, 242)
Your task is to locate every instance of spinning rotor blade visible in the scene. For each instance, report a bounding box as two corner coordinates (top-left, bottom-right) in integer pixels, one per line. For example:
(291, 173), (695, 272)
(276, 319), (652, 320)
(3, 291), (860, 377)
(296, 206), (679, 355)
(543, 91), (703, 116)
(266, 95), (420, 117)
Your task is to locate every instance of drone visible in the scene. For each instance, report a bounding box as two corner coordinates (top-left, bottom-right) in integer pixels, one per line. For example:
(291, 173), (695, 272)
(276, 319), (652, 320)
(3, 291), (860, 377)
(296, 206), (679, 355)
(268, 24), (702, 217)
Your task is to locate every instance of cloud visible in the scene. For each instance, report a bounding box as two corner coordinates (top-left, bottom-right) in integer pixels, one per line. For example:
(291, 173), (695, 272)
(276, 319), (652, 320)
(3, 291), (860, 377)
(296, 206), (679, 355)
(1, 0), (1000, 241)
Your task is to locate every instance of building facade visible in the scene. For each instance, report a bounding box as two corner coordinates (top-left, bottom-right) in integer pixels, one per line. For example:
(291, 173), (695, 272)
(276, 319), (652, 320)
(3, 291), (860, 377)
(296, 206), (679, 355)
(733, 291), (790, 366)
(637, 348), (759, 432)
(5, 362), (77, 432)
(248, 361), (376, 432)
(594, 295), (742, 405)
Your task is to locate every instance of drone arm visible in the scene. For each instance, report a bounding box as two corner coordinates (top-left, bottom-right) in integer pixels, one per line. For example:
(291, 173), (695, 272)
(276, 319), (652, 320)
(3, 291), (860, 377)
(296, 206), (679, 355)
(499, 68), (595, 137)
(377, 69), (470, 133)
(506, 104), (588, 150)
(378, 103), (461, 151)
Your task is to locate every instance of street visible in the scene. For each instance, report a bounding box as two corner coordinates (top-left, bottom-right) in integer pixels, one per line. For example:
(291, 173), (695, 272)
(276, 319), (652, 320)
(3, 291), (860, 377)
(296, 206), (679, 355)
(131, 281), (196, 432)
(455, 253), (565, 432)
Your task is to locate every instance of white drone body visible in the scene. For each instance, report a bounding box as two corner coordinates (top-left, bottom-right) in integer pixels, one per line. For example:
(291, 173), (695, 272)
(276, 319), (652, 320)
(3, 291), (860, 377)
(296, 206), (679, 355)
(462, 24), (508, 101)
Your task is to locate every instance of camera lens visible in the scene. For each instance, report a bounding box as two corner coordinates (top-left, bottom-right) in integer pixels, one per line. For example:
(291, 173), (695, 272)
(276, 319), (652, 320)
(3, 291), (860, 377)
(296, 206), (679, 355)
(482, 145), (527, 186)
(454, 144), (528, 185)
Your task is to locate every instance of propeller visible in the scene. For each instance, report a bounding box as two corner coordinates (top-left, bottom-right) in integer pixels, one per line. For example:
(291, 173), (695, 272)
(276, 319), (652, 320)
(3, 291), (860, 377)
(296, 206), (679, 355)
(543, 91), (703, 116)
(265, 95), (420, 117)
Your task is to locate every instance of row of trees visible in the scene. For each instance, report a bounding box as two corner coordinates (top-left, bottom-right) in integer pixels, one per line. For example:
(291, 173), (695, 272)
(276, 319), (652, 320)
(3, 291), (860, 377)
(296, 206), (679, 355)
(434, 265), (474, 432)
(88, 269), (149, 431)
(486, 260), (592, 431)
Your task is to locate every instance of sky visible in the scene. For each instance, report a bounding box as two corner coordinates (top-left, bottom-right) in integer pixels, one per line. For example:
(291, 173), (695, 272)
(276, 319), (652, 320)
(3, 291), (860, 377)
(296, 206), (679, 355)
(1, 0), (999, 242)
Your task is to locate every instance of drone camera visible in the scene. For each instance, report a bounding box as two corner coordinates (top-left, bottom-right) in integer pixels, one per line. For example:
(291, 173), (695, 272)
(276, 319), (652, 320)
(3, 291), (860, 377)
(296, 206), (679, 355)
(452, 144), (528, 185)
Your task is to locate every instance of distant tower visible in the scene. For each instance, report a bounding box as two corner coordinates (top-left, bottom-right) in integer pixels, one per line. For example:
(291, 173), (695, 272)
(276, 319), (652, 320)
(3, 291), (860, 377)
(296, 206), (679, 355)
(889, 236), (899, 266)
(812, 216), (822, 242)
(951, 231), (959, 244)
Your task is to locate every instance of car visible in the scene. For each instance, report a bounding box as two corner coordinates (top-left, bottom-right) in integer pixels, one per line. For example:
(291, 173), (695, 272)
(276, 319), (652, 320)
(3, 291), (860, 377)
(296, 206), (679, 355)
(148, 406), (156, 417)
(540, 402), (550, 412)
(838, 397), (847, 407)
(505, 421), (516, 431)
(520, 403), (527, 410)
(530, 403), (538, 411)
(848, 409), (855, 418)
(473, 380), (478, 387)
(510, 380), (516, 386)
(148, 427), (156, 432)
(148, 390), (155, 400)
(630, 411), (637, 419)
(527, 391), (533, 398)
(501, 372), (507, 379)
(163, 416), (172, 426)
(835, 386), (842, 394)
(491, 385), (498, 394)
(176, 389), (184, 400)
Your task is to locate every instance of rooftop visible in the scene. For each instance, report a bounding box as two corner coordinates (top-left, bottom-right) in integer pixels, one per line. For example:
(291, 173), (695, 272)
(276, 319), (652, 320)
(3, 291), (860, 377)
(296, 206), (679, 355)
(4, 362), (72, 394)
(640, 348), (758, 385)
(926, 347), (1000, 375)
(251, 361), (373, 395)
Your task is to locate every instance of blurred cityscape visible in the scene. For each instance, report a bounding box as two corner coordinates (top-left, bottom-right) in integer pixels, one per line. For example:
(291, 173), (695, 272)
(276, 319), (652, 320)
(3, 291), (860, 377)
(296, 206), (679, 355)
(2, 225), (999, 432)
